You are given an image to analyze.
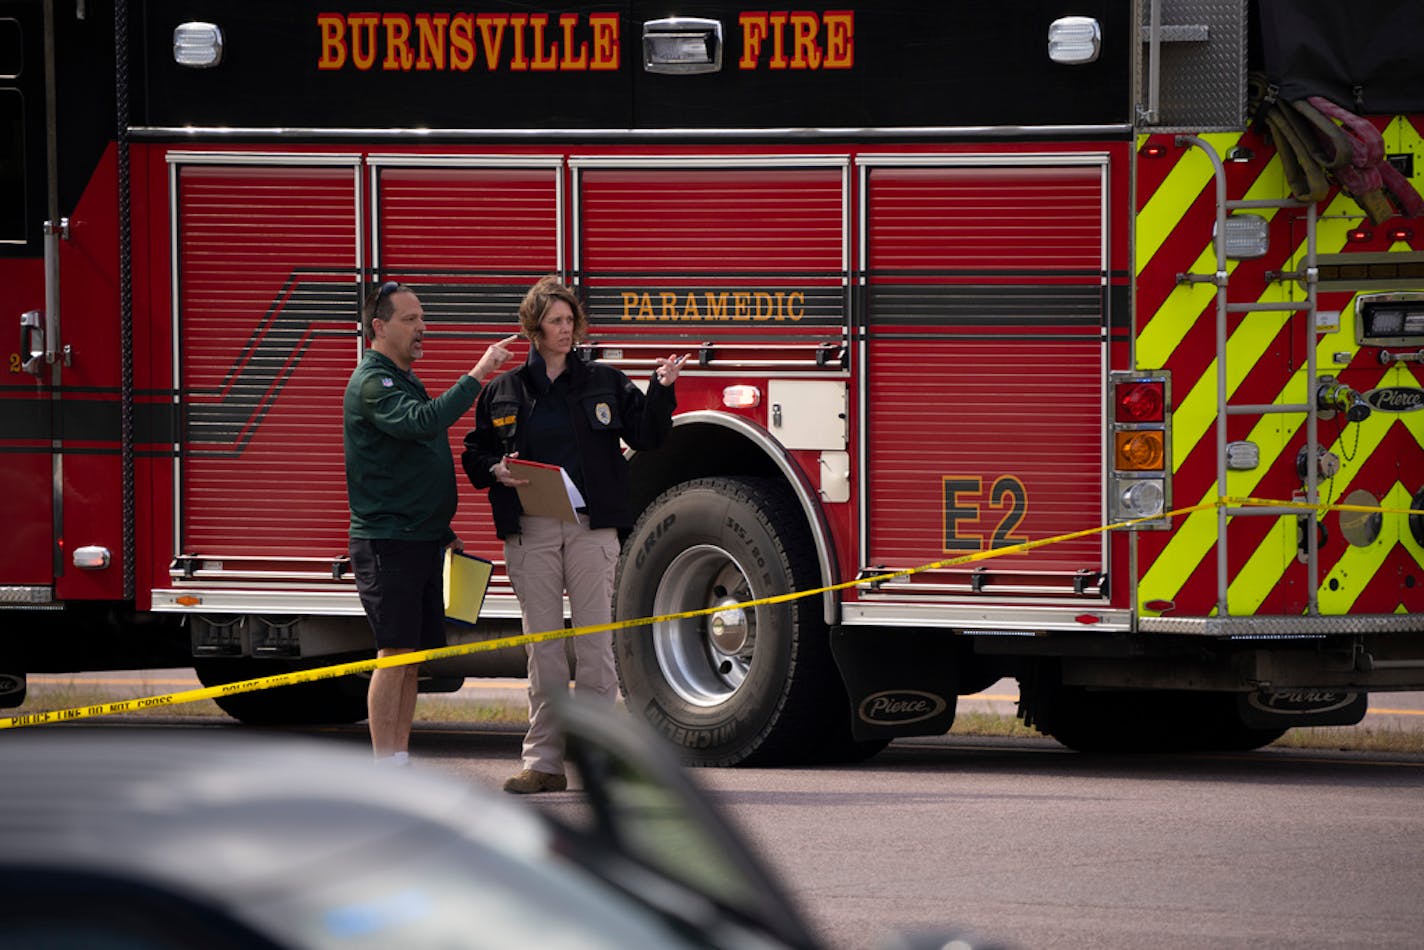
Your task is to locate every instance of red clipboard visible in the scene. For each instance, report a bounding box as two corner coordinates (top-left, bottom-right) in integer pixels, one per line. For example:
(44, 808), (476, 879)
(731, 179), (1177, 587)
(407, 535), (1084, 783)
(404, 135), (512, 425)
(507, 458), (585, 523)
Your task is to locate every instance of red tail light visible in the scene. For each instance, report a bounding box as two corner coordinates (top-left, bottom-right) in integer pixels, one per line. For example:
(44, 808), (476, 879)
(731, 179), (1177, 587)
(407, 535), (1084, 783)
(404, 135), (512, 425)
(1115, 380), (1165, 423)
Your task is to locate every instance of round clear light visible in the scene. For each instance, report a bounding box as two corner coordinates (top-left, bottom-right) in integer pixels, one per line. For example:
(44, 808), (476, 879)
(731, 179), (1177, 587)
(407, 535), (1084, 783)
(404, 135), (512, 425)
(1120, 480), (1165, 519)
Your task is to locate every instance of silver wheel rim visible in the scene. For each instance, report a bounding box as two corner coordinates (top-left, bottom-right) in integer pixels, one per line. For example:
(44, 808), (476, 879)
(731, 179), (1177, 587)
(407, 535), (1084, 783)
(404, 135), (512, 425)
(651, 543), (756, 707)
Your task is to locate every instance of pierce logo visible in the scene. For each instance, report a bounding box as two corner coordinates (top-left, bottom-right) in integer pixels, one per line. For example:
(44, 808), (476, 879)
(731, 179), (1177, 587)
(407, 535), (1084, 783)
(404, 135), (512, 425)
(0, 673), (24, 696)
(1363, 386), (1423, 413)
(858, 690), (948, 725)
(1248, 689), (1357, 716)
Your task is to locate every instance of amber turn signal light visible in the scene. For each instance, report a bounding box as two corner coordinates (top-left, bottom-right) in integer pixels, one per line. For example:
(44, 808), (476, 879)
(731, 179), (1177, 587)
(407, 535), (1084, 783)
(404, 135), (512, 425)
(1115, 430), (1165, 471)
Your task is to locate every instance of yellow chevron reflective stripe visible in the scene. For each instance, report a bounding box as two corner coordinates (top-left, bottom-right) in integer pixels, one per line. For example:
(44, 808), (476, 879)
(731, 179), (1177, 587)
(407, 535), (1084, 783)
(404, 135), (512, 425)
(1227, 516), (1294, 615)
(1227, 336), (1424, 610)
(1137, 147), (1282, 606)
(1384, 114), (1423, 171)
(1135, 132), (1241, 267)
(1228, 387), (1394, 612)
(1156, 398), (1404, 615)
(1138, 149), (1278, 376)
(1170, 277), (1291, 474)
(1318, 483), (1417, 614)
(1213, 381), (1304, 612)
(1136, 132), (1245, 371)
(1236, 356), (1424, 609)
(1139, 500), (1216, 609)
(1223, 182), (1424, 609)
(1136, 252), (1213, 370)
(1138, 188), (1355, 608)
(1167, 161), (1313, 472)
(1137, 144), (1269, 607)
(1136, 117), (1424, 613)
(1139, 380), (1296, 611)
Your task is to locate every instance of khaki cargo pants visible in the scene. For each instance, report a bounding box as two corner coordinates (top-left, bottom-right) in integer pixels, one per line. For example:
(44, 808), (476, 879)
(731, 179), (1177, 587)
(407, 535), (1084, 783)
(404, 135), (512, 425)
(503, 513), (620, 775)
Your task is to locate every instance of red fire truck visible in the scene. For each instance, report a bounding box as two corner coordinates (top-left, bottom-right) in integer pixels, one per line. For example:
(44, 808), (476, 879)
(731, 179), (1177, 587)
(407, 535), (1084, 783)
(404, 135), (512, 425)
(3, 1), (1422, 761)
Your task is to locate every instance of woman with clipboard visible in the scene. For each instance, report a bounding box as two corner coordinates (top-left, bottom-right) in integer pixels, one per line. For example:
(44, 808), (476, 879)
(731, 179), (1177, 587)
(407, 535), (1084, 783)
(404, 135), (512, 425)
(462, 275), (687, 794)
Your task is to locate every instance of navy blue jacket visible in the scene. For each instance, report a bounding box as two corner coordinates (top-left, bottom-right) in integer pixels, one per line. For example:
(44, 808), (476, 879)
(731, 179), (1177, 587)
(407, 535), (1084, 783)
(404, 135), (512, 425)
(462, 350), (674, 539)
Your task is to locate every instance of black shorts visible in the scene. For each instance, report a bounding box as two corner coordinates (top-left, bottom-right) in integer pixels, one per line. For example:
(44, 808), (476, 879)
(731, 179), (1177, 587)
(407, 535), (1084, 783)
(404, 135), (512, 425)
(349, 537), (446, 652)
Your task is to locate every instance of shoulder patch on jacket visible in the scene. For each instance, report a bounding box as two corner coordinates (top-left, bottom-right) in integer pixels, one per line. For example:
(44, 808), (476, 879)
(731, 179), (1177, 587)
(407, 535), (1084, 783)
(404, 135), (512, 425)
(492, 413), (517, 428)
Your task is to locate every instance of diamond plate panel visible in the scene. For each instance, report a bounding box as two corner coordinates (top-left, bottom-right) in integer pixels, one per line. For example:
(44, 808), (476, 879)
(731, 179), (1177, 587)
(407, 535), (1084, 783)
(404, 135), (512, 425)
(1140, 614), (1424, 636)
(0, 587), (55, 605)
(1137, 0), (1247, 132)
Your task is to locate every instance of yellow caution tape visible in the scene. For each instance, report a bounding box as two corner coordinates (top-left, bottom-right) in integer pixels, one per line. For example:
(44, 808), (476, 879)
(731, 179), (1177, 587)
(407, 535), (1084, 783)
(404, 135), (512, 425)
(5, 495), (1421, 730)
(1226, 496), (1424, 517)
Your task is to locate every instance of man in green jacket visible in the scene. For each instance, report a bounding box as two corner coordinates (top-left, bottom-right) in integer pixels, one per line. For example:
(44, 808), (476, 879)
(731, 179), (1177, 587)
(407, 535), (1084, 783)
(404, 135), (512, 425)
(344, 281), (518, 765)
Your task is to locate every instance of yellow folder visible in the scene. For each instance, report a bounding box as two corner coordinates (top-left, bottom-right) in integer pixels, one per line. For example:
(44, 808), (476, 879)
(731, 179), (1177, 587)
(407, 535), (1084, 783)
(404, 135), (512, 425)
(443, 549), (493, 625)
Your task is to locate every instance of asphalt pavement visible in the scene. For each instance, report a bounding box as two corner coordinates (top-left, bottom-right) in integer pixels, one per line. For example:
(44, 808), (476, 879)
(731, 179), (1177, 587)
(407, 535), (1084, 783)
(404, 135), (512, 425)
(15, 671), (1424, 728)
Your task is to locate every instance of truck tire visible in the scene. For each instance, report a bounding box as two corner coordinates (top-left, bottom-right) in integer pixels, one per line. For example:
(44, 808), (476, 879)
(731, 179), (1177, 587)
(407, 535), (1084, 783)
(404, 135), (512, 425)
(614, 477), (876, 766)
(1021, 685), (1161, 753)
(1024, 684), (1285, 753)
(1179, 692), (1288, 751)
(195, 659), (368, 726)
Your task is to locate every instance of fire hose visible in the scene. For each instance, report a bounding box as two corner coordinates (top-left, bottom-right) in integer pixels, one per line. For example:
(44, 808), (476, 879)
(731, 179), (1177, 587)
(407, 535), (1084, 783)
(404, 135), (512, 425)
(1249, 72), (1424, 223)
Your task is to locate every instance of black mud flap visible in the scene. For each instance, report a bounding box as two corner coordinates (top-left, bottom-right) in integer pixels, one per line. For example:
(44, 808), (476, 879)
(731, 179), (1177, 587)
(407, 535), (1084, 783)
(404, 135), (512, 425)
(0, 672), (27, 709)
(1237, 688), (1367, 729)
(829, 627), (958, 742)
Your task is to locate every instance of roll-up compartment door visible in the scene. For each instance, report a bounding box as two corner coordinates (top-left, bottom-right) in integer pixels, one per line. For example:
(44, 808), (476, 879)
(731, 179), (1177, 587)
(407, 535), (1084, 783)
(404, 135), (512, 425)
(372, 161), (561, 550)
(863, 160), (1107, 596)
(575, 162), (850, 370)
(175, 161), (360, 561)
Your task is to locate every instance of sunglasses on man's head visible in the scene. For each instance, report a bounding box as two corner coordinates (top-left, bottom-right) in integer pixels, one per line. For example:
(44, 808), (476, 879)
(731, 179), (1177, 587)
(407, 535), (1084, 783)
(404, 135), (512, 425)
(376, 280), (399, 300)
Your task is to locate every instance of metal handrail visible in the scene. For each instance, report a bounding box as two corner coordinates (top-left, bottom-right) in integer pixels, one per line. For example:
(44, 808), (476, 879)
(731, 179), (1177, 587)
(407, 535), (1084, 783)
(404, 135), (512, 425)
(1177, 136), (1321, 616)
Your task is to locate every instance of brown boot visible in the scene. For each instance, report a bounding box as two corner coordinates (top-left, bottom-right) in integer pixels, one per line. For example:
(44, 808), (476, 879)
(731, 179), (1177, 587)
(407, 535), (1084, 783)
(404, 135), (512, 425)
(502, 768), (568, 794)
